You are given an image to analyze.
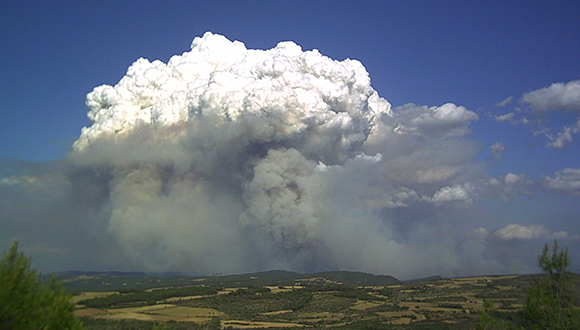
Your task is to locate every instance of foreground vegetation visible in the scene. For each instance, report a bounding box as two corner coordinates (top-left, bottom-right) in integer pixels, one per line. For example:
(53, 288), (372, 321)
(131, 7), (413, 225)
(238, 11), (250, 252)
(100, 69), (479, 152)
(0, 242), (83, 329)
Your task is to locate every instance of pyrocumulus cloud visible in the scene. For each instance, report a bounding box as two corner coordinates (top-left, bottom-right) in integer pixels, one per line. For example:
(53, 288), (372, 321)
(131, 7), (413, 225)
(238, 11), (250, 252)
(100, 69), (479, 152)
(58, 32), (569, 278)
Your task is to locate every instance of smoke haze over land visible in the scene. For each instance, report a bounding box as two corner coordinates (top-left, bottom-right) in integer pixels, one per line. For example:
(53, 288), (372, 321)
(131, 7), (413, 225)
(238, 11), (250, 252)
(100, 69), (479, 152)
(2, 29), (580, 280)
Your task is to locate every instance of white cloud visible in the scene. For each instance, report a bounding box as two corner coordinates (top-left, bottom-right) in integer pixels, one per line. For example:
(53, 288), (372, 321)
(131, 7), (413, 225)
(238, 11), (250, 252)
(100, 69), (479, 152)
(495, 96), (512, 107)
(493, 112), (515, 122)
(430, 184), (471, 203)
(489, 142), (506, 161)
(1, 175), (39, 186)
(521, 79), (580, 114)
(414, 166), (461, 184)
(501, 79), (580, 148)
(472, 227), (489, 237)
(391, 103), (478, 138)
(365, 187), (419, 209)
(491, 224), (567, 241)
(543, 168), (580, 194)
(485, 173), (534, 202)
(546, 117), (580, 148)
(9, 32), (566, 278)
(504, 173), (529, 186)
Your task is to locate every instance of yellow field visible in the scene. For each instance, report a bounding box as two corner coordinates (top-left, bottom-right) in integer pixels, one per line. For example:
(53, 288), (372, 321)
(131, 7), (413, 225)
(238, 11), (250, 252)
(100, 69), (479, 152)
(73, 291), (117, 304)
(350, 300), (382, 310)
(81, 304), (224, 323)
(296, 311), (345, 323)
(221, 320), (306, 328)
(162, 295), (204, 302)
(261, 310), (293, 315)
(264, 285), (303, 293)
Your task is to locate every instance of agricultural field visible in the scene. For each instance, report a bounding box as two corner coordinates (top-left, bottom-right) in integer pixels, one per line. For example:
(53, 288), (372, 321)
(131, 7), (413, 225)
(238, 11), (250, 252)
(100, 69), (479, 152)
(66, 270), (580, 329)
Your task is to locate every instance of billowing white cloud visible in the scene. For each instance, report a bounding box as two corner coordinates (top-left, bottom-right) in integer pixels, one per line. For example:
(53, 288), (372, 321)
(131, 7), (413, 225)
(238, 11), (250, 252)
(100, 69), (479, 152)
(75, 33), (388, 165)
(8, 32), (577, 279)
(430, 184), (472, 203)
(64, 32), (496, 278)
(390, 103), (478, 138)
(521, 79), (580, 114)
(543, 168), (580, 195)
(70, 32), (401, 272)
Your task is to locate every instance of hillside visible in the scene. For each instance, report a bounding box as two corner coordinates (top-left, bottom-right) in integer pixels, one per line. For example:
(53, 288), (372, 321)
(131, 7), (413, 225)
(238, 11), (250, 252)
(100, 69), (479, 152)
(66, 270), (580, 329)
(57, 269), (401, 293)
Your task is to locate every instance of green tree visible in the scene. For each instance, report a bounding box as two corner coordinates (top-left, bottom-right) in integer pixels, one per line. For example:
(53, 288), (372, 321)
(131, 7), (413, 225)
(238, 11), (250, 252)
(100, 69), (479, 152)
(522, 240), (580, 330)
(151, 323), (167, 330)
(477, 299), (522, 330)
(0, 242), (84, 330)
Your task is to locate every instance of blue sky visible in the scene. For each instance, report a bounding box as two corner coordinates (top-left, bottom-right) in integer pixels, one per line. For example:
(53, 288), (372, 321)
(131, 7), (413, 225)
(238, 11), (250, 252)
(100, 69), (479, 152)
(1, 1), (579, 169)
(1, 1), (579, 278)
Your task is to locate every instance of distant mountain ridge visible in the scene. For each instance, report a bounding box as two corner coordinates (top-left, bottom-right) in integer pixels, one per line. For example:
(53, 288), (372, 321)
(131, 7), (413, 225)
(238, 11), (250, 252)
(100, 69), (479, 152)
(56, 270), (190, 277)
(55, 269), (402, 292)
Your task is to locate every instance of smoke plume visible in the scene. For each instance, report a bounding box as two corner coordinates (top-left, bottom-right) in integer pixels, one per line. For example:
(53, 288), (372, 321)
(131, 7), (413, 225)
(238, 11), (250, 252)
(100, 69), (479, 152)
(62, 32), (541, 278)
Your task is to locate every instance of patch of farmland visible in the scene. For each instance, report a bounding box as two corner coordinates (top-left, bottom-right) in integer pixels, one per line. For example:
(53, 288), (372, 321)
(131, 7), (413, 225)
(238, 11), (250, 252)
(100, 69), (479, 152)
(261, 309), (293, 315)
(162, 295), (205, 302)
(378, 310), (425, 324)
(73, 291), (117, 304)
(221, 320), (306, 328)
(350, 300), (382, 310)
(92, 304), (223, 323)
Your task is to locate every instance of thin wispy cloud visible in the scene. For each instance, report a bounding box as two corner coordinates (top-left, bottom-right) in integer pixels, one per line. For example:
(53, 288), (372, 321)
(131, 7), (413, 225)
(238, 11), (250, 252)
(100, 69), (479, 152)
(495, 96), (512, 107)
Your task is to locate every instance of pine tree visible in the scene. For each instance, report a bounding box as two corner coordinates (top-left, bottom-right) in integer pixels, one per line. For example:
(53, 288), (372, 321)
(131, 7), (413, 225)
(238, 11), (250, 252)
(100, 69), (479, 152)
(522, 240), (580, 330)
(0, 242), (83, 330)
(476, 299), (522, 330)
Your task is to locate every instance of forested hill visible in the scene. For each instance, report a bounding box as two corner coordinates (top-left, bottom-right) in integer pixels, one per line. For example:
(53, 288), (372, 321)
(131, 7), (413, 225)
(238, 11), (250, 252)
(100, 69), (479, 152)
(307, 271), (403, 286)
(56, 269), (402, 292)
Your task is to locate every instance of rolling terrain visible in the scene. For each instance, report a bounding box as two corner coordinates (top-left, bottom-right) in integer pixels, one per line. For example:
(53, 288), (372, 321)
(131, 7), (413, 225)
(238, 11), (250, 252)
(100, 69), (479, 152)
(62, 270), (580, 329)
